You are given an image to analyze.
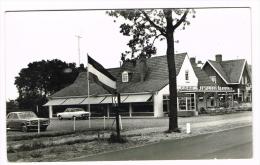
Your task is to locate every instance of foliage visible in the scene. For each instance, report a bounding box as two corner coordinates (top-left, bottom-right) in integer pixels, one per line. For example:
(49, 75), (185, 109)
(15, 59), (81, 110)
(6, 100), (19, 114)
(107, 9), (195, 61)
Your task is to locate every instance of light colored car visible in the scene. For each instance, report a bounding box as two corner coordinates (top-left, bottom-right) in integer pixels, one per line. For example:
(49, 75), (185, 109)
(6, 111), (49, 132)
(57, 108), (90, 120)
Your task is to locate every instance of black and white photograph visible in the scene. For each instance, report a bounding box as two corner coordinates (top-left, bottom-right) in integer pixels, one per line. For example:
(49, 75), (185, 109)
(0, 0), (259, 164)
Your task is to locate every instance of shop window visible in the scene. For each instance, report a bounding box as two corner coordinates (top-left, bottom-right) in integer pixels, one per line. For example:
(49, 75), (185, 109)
(185, 70), (189, 81)
(122, 71), (129, 82)
(210, 76), (217, 83)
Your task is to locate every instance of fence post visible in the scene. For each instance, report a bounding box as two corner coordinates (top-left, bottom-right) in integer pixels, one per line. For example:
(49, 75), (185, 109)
(119, 115), (123, 130)
(73, 117), (76, 131)
(38, 119), (40, 134)
(88, 115), (91, 128)
(103, 116), (106, 130)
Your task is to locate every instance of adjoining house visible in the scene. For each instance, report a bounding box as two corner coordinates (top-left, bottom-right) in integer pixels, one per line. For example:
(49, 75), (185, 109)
(189, 57), (235, 113)
(44, 53), (240, 118)
(202, 54), (252, 103)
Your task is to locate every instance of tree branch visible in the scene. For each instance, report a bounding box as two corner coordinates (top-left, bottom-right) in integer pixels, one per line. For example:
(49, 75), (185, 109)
(151, 34), (163, 47)
(172, 9), (189, 30)
(140, 10), (166, 36)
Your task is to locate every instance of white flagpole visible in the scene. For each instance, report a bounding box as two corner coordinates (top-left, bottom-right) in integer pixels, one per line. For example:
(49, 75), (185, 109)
(87, 53), (91, 128)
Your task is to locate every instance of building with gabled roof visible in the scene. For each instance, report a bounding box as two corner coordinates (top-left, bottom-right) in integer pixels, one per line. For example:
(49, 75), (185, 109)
(44, 53), (237, 118)
(202, 54), (252, 102)
(45, 53), (202, 118)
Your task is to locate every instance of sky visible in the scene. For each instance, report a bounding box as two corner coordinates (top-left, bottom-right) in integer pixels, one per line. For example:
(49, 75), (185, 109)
(4, 8), (251, 100)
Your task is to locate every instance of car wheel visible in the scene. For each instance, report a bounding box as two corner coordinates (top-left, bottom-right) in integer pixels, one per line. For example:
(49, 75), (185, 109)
(21, 125), (28, 132)
(58, 115), (63, 120)
(81, 115), (87, 120)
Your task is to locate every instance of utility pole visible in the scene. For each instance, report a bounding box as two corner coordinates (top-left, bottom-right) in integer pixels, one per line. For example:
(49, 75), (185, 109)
(75, 35), (82, 66)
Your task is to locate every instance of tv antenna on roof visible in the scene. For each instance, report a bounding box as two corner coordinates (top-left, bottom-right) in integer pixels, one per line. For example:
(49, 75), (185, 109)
(75, 35), (82, 66)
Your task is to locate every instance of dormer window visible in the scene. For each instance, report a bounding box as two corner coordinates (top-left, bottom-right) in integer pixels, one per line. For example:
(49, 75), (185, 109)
(122, 71), (129, 82)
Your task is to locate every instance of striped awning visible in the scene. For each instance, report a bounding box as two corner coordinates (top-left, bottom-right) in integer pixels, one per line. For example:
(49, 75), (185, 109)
(43, 99), (66, 106)
(80, 96), (105, 104)
(61, 98), (85, 105)
(122, 94), (152, 103)
(100, 95), (128, 104)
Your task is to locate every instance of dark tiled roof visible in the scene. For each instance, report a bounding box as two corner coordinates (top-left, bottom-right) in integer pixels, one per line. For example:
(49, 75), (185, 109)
(192, 66), (216, 86)
(221, 59), (246, 83)
(207, 59), (246, 84)
(208, 60), (230, 83)
(51, 53), (187, 98)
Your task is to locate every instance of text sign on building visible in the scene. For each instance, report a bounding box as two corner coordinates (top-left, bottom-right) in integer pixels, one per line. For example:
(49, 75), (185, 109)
(178, 85), (233, 92)
(199, 86), (233, 91)
(178, 86), (198, 91)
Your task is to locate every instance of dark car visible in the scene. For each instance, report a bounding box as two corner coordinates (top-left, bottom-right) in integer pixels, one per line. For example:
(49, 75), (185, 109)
(6, 111), (50, 132)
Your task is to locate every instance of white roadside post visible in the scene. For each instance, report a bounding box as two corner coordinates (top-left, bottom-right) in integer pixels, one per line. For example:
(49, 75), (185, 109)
(73, 117), (76, 131)
(38, 119), (40, 134)
(119, 115), (123, 130)
(186, 123), (191, 134)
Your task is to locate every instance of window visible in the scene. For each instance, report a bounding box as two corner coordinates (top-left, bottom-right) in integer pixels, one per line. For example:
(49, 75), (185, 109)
(185, 70), (189, 81)
(122, 71), (129, 82)
(210, 76), (217, 83)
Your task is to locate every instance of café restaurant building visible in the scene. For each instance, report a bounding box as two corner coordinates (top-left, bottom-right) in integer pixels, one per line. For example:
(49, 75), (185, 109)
(44, 53), (235, 118)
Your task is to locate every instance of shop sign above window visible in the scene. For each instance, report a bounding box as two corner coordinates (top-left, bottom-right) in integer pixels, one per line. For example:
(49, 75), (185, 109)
(178, 86), (198, 91)
(199, 86), (233, 91)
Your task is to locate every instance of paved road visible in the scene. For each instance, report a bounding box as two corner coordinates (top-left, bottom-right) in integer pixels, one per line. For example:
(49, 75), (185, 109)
(73, 126), (252, 161)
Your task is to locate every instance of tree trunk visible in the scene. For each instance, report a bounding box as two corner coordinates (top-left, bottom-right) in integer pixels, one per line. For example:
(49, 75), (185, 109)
(164, 9), (179, 132)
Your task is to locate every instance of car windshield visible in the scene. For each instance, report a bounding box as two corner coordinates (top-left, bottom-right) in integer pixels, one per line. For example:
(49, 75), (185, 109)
(18, 112), (37, 119)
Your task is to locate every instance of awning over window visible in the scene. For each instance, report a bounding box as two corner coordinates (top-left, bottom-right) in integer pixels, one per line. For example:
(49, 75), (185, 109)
(123, 94), (152, 103)
(61, 98), (85, 105)
(43, 99), (66, 106)
(100, 95), (128, 104)
(80, 97), (105, 104)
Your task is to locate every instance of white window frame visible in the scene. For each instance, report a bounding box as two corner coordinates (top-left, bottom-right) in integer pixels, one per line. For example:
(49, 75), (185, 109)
(122, 71), (129, 82)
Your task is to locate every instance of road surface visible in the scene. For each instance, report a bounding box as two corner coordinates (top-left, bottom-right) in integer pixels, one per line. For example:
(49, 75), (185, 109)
(73, 126), (252, 160)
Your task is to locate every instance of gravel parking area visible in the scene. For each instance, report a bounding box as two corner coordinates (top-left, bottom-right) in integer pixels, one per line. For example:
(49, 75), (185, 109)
(7, 111), (252, 136)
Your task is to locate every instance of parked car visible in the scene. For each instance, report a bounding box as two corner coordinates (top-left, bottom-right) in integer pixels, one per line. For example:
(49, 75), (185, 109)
(6, 111), (50, 132)
(57, 108), (90, 120)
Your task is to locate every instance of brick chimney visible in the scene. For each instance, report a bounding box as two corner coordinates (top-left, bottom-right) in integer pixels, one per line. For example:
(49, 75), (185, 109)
(197, 60), (204, 68)
(215, 54), (222, 62)
(190, 57), (196, 66)
(138, 57), (148, 82)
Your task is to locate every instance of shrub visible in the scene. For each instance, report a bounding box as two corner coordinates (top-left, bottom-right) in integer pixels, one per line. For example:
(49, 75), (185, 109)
(108, 132), (127, 143)
(30, 151), (42, 158)
(178, 110), (197, 117)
